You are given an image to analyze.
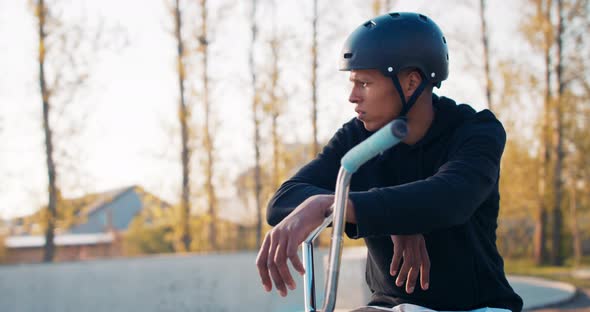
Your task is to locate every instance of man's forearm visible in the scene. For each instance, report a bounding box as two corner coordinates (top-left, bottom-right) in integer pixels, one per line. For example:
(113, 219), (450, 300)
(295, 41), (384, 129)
(267, 182), (335, 226)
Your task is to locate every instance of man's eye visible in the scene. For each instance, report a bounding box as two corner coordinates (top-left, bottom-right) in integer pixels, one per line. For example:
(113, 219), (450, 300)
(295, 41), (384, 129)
(361, 82), (368, 88)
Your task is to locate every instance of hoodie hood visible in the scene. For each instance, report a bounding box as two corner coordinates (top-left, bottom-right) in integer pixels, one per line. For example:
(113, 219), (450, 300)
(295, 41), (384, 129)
(411, 94), (477, 149)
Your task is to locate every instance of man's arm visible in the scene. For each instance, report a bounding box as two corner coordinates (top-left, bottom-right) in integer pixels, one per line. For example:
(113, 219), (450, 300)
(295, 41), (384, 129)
(266, 123), (354, 225)
(257, 118), (439, 297)
(348, 120), (506, 237)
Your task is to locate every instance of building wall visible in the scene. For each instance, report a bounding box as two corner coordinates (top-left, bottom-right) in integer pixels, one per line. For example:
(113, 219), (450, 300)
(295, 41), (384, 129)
(5, 238), (122, 264)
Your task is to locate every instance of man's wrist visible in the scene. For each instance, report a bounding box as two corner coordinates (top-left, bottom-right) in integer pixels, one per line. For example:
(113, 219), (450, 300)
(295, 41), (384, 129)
(321, 195), (334, 218)
(346, 198), (357, 224)
(314, 194), (355, 223)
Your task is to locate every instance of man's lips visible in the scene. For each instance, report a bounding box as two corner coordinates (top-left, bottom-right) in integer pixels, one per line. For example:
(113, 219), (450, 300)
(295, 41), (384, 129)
(355, 109), (365, 118)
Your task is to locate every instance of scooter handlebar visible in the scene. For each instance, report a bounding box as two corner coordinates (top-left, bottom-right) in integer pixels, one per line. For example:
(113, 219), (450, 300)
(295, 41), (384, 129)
(340, 119), (408, 174)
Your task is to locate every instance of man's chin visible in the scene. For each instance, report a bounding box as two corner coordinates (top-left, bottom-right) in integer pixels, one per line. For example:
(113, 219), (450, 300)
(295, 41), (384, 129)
(357, 116), (381, 131)
(360, 121), (377, 132)
(361, 121), (389, 132)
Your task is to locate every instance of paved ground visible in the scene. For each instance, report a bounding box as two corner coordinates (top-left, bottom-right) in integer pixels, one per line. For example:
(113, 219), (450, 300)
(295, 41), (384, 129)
(531, 289), (590, 312)
(509, 276), (577, 310)
(0, 250), (585, 312)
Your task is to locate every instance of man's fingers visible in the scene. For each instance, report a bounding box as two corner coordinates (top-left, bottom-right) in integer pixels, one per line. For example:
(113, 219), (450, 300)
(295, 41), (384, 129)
(405, 266), (419, 294)
(287, 238), (305, 276)
(268, 231), (287, 297)
(275, 235), (296, 291)
(420, 241), (431, 290)
(255, 233), (272, 292)
(390, 237), (402, 276)
(395, 257), (411, 288)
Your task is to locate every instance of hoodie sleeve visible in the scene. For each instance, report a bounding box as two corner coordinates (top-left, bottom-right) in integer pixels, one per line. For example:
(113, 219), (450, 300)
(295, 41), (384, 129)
(266, 122), (355, 226)
(347, 118), (506, 237)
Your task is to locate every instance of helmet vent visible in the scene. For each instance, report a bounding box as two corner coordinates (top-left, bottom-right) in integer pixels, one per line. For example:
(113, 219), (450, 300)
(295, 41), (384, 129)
(363, 20), (376, 28)
(389, 13), (401, 18)
(442, 36), (447, 44)
(418, 14), (428, 21)
(344, 52), (353, 59)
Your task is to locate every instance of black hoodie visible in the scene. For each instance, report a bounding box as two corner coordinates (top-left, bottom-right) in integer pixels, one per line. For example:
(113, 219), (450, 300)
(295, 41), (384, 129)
(267, 95), (523, 312)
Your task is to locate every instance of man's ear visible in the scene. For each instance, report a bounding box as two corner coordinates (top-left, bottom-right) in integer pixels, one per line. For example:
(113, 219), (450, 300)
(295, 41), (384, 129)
(405, 70), (423, 95)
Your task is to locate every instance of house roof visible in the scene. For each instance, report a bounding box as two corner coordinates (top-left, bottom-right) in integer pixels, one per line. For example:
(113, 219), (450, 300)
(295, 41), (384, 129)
(8, 185), (171, 236)
(5, 233), (114, 248)
(83, 186), (135, 216)
(68, 185), (170, 234)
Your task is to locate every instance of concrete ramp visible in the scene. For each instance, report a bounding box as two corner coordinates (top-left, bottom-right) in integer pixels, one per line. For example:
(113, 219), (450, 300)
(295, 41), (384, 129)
(0, 249), (577, 312)
(0, 252), (310, 312)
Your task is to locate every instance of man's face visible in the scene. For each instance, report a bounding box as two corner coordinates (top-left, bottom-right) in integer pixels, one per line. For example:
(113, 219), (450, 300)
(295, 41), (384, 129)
(348, 69), (401, 132)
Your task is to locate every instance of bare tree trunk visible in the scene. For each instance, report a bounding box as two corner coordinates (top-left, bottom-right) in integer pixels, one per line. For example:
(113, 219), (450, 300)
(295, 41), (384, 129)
(551, 0), (564, 266)
(272, 109), (279, 191)
(479, 0), (492, 110)
(173, 0), (192, 252)
(250, 0), (263, 248)
(570, 182), (581, 266)
(372, 0), (393, 15)
(198, 0), (216, 251)
(311, 0), (322, 247)
(311, 0), (319, 158)
(534, 0), (553, 265)
(37, 0), (57, 263)
(533, 206), (549, 265)
(535, 77), (550, 265)
(372, 0), (382, 15)
(270, 2), (280, 192)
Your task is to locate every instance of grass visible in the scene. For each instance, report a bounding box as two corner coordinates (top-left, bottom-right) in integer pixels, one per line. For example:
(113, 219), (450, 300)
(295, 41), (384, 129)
(504, 258), (590, 289)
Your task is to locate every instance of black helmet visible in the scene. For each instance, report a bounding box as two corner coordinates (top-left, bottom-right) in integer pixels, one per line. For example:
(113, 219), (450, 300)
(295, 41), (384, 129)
(340, 12), (449, 116)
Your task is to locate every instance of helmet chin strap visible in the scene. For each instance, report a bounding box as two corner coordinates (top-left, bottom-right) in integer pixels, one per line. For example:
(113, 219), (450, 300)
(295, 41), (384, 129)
(390, 75), (428, 118)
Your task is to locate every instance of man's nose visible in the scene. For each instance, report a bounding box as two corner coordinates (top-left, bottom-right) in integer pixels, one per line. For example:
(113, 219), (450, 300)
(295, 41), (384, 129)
(349, 87), (360, 103)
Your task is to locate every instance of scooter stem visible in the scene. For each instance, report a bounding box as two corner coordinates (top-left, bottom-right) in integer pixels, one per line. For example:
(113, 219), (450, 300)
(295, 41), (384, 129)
(302, 118), (408, 312)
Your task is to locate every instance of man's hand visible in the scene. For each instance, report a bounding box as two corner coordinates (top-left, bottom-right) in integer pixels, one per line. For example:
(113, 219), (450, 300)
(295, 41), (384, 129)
(390, 234), (430, 294)
(255, 195), (334, 297)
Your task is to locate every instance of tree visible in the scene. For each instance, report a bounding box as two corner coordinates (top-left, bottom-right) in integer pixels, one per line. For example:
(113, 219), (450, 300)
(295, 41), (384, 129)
(171, 0), (193, 252)
(249, 0), (263, 248)
(311, 0), (319, 158)
(497, 139), (539, 258)
(479, 0), (493, 110)
(34, 0), (58, 262)
(567, 95), (590, 264)
(31, 0), (116, 262)
(492, 57), (541, 259)
(566, 0), (590, 265)
(372, 0), (395, 15)
(551, 0), (565, 266)
(262, 0), (286, 192)
(234, 142), (315, 249)
(235, 166), (271, 250)
(197, 0), (218, 251)
(125, 222), (175, 256)
(121, 187), (180, 255)
(519, 0), (590, 265)
(567, 168), (582, 265)
(552, 0), (590, 265)
(520, 0), (554, 265)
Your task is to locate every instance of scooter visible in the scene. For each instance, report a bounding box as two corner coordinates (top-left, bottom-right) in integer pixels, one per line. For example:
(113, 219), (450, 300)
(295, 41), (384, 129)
(301, 119), (408, 312)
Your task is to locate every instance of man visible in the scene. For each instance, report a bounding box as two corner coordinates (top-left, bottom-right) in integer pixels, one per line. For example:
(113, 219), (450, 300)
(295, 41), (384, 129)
(255, 12), (523, 312)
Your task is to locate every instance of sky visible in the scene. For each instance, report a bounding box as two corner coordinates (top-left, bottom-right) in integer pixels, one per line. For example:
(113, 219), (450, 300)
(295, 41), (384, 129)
(0, 0), (526, 221)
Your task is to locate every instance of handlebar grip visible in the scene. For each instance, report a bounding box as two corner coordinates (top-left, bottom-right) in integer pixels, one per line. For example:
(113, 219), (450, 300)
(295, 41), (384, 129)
(340, 119), (408, 173)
